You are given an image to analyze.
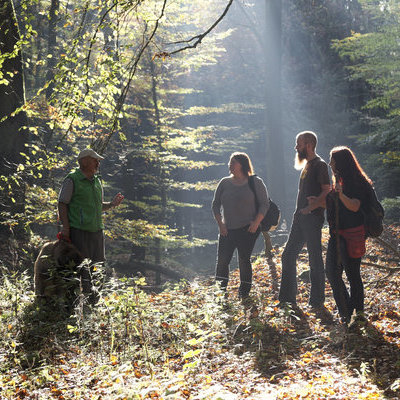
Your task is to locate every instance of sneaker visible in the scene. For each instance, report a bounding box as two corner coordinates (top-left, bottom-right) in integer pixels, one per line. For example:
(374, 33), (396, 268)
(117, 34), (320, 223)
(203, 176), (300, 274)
(238, 291), (250, 300)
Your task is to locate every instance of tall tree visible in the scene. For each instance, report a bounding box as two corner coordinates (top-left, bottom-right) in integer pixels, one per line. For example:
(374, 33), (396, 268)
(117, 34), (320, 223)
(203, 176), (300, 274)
(45, 0), (59, 99)
(332, 0), (400, 198)
(265, 0), (287, 216)
(0, 0), (29, 235)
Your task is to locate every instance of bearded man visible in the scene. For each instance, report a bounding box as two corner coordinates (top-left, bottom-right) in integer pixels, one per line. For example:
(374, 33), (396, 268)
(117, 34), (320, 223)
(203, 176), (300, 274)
(278, 131), (330, 309)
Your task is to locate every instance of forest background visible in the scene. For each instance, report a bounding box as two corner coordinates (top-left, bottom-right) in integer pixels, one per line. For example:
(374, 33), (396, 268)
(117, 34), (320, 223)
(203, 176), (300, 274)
(1, 0), (400, 399)
(1, 0), (400, 281)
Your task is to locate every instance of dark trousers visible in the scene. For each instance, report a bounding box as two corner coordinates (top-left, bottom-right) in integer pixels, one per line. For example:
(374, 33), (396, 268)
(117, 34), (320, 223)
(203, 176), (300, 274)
(70, 228), (105, 263)
(70, 228), (105, 297)
(279, 213), (325, 306)
(325, 235), (363, 323)
(215, 226), (260, 296)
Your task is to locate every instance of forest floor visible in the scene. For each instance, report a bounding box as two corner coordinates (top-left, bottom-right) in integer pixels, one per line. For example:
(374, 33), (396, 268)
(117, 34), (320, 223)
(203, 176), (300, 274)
(0, 225), (399, 399)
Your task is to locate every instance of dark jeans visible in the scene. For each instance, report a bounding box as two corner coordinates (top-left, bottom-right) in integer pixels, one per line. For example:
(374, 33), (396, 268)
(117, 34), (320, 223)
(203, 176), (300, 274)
(325, 235), (363, 323)
(215, 225), (260, 296)
(279, 213), (325, 306)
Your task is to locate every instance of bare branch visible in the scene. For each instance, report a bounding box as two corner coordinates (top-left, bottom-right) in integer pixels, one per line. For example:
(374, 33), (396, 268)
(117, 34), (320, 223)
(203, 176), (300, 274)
(98, 0), (168, 153)
(361, 261), (400, 272)
(161, 0), (234, 57)
(373, 236), (400, 259)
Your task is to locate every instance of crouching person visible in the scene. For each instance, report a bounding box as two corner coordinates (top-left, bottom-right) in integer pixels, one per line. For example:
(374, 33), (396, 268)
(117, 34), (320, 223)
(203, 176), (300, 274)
(58, 148), (124, 303)
(34, 239), (84, 312)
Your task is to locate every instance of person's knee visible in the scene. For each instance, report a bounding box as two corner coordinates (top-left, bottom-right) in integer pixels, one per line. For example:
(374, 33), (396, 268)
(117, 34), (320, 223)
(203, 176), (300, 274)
(325, 265), (341, 285)
(325, 267), (334, 282)
(216, 253), (232, 268)
(238, 260), (251, 273)
(281, 247), (296, 266)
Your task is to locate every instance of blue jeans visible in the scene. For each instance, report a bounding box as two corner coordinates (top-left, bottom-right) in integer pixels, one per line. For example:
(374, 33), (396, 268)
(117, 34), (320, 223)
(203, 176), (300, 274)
(215, 225), (260, 296)
(279, 213), (325, 306)
(325, 235), (363, 323)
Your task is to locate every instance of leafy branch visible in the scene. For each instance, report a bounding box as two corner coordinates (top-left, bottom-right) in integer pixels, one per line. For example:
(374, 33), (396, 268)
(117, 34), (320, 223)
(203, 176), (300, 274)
(98, 0), (168, 153)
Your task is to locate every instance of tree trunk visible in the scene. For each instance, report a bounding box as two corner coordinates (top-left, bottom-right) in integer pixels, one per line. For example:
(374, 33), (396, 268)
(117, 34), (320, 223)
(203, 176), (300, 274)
(0, 0), (29, 235)
(46, 0), (59, 99)
(265, 0), (287, 218)
(150, 57), (166, 285)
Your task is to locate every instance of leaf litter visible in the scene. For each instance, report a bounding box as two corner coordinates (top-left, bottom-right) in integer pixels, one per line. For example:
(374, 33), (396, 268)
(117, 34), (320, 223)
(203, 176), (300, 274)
(0, 225), (399, 399)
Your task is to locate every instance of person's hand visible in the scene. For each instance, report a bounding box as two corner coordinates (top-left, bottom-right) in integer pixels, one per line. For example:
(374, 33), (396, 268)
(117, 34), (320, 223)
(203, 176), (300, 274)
(248, 220), (259, 233)
(111, 193), (124, 208)
(335, 181), (343, 194)
(307, 196), (317, 206)
(60, 227), (70, 241)
(219, 223), (228, 237)
(300, 206), (311, 215)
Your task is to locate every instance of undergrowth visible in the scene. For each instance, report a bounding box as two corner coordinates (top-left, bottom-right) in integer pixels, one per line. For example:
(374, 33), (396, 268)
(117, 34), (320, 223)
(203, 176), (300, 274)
(1, 227), (399, 398)
(0, 268), (229, 399)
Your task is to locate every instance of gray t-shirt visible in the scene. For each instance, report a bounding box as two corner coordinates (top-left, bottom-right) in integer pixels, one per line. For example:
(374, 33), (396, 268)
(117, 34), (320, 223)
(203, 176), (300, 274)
(58, 177), (74, 204)
(212, 175), (269, 229)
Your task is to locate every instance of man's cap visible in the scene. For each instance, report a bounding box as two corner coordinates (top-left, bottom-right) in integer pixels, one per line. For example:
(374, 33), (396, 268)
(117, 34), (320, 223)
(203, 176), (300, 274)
(77, 148), (104, 161)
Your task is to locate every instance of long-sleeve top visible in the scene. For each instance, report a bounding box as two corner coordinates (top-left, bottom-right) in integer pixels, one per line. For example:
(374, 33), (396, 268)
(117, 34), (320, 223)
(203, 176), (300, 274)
(212, 175), (269, 230)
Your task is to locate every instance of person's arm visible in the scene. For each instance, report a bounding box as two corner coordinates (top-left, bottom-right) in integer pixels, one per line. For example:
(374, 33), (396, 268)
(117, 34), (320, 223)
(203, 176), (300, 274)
(58, 202), (70, 239)
(248, 176), (269, 233)
(300, 161), (331, 214)
(214, 213), (228, 236)
(102, 192), (124, 211)
(335, 182), (361, 212)
(212, 179), (228, 236)
(248, 212), (265, 233)
(300, 184), (331, 214)
(58, 178), (74, 239)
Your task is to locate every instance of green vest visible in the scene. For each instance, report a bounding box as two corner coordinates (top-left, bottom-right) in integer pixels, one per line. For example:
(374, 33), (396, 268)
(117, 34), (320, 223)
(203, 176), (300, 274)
(67, 169), (104, 232)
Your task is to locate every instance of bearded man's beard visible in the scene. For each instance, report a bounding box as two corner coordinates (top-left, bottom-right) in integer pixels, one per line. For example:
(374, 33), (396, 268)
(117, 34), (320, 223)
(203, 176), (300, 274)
(294, 149), (307, 170)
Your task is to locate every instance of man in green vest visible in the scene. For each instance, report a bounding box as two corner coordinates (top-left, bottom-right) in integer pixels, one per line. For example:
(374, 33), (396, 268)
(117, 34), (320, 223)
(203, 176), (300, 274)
(58, 148), (124, 297)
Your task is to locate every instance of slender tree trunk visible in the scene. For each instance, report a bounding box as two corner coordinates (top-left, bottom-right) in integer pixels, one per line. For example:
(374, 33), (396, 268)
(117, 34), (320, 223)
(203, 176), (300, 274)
(46, 0), (59, 99)
(0, 0), (29, 236)
(265, 0), (287, 218)
(150, 57), (166, 285)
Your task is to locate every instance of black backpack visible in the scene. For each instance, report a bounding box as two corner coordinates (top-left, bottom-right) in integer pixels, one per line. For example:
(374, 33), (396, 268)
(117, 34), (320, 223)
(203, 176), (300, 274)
(363, 186), (384, 238)
(248, 175), (281, 232)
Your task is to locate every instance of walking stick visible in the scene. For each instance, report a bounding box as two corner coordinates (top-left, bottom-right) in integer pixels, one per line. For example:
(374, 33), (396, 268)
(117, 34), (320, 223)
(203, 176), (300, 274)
(334, 191), (341, 267)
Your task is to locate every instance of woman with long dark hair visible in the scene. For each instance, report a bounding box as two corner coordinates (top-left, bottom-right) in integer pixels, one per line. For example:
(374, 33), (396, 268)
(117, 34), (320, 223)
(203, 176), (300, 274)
(212, 152), (269, 298)
(325, 146), (373, 326)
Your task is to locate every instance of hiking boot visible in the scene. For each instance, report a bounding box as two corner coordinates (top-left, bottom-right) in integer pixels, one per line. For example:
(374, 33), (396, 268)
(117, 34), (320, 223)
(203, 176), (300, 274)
(277, 301), (296, 310)
(348, 311), (367, 331)
(278, 301), (304, 319)
(310, 304), (334, 325)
